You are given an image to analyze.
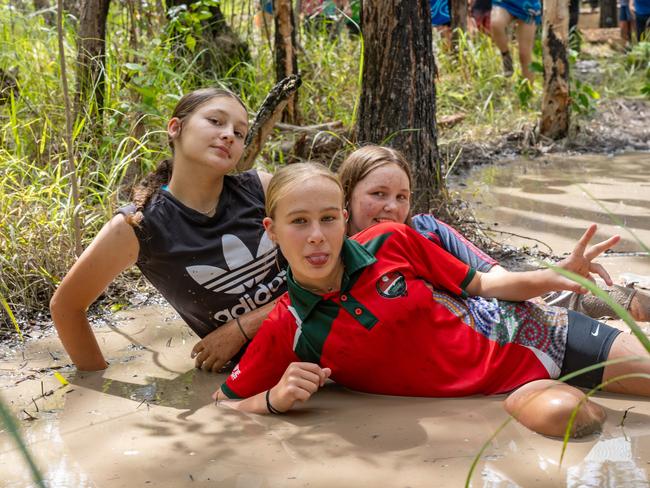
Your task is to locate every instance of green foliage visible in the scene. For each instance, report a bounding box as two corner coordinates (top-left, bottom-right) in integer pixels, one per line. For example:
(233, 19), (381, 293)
(571, 78), (600, 114)
(167, 0), (221, 53)
(567, 47), (600, 114)
(437, 29), (541, 131)
(515, 78), (535, 108)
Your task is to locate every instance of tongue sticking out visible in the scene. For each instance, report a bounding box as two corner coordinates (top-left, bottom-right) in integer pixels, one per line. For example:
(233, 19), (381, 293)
(306, 254), (328, 266)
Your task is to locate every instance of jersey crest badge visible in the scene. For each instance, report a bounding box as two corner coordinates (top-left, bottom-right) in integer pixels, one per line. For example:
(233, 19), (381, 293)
(376, 271), (407, 298)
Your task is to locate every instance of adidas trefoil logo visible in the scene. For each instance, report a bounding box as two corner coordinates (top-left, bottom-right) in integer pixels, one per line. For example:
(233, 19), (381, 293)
(187, 233), (277, 294)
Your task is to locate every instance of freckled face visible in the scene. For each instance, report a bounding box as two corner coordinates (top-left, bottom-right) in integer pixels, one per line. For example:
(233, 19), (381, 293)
(348, 163), (411, 235)
(264, 178), (347, 292)
(168, 96), (248, 175)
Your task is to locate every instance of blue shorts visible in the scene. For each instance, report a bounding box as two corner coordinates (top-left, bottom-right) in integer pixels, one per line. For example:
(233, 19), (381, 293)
(430, 0), (451, 26)
(494, 0), (541, 25)
(619, 5), (631, 21)
(260, 0), (273, 14)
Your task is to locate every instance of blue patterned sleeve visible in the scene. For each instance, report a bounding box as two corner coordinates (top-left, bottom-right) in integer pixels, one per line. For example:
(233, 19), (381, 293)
(411, 214), (498, 272)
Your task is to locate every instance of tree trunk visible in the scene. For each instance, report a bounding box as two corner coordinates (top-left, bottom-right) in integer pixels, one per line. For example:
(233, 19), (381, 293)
(569, 0), (580, 31)
(273, 0), (299, 123)
(540, 0), (570, 139)
(357, 0), (440, 213)
(74, 0), (111, 124)
(450, 0), (467, 42)
(599, 0), (617, 27)
(167, 0), (250, 75)
(204, 2), (251, 67)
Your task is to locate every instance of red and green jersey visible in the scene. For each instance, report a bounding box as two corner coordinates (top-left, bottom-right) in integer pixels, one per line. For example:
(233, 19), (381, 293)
(221, 222), (568, 399)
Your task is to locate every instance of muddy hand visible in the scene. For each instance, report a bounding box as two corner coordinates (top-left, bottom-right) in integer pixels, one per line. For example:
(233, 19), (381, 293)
(558, 224), (620, 287)
(191, 320), (247, 372)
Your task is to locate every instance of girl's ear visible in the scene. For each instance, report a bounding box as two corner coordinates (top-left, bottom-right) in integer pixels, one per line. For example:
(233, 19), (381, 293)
(263, 217), (277, 243)
(167, 117), (182, 140)
(343, 208), (349, 222)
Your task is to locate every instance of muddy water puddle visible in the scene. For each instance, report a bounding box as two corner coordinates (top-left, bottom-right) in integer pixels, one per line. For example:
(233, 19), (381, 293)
(3, 313), (650, 485)
(3, 152), (650, 487)
(456, 152), (650, 255)
(3, 309), (650, 488)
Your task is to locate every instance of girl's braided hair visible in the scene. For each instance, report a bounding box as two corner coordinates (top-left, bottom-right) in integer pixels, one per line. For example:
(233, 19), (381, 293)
(125, 87), (247, 227)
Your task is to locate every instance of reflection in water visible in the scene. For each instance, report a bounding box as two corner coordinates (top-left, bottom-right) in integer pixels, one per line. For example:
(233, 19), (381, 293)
(567, 437), (649, 487)
(457, 152), (650, 254)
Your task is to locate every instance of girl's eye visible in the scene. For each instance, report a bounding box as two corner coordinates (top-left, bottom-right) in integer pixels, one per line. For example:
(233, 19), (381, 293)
(372, 192), (385, 198)
(235, 131), (245, 139)
(291, 218), (307, 225)
(209, 118), (223, 126)
(397, 194), (409, 202)
(321, 215), (336, 222)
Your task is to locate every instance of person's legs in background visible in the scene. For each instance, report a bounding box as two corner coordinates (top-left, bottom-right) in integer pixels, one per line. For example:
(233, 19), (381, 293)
(515, 19), (537, 83)
(636, 12), (650, 41)
(620, 2), (633, 46)
(491, 5), (514, 75)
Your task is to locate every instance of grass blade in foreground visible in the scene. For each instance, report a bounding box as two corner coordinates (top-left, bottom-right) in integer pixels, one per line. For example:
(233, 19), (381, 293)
(466, 262), (650, 486)
(0, 394), (46, 487)
(0, 295), (23, 341)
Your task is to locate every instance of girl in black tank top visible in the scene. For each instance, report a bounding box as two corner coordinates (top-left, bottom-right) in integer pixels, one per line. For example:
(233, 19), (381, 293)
(51, 88), (285, 374)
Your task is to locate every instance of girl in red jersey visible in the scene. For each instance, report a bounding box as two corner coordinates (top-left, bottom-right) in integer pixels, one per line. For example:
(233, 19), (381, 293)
(213, 163), (650, 415)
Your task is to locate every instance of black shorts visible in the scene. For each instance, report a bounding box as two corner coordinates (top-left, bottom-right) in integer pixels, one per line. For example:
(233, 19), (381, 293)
(560, 310), (622, 389)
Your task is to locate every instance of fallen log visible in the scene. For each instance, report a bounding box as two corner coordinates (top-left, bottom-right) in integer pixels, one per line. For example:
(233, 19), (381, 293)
(237, 74), (302, 171)
(275, 121), (344, 133)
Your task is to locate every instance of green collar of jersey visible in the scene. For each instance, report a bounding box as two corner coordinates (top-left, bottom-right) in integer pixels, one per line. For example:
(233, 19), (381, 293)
(287, 237), (379, 321)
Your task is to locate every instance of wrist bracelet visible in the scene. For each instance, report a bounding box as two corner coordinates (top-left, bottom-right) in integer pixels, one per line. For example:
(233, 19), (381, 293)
(265, 389), (282, 414)
(235, 317), (251, 342)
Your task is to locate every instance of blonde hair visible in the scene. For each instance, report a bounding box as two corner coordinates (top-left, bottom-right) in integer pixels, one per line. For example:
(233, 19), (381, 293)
(266, 163), (344, 218)
(338, 145), (413, 227)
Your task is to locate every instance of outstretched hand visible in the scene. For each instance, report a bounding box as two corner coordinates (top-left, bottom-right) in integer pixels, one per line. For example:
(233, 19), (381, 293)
(556, 224), (620, 292)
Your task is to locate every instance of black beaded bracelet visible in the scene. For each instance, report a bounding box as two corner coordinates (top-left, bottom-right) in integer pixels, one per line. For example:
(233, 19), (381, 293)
(265, 389), (282, 415)
(236, 317), (251, 342)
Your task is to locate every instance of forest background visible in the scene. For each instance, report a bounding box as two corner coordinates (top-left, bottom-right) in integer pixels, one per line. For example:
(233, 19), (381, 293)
(1, 0), (649, 338)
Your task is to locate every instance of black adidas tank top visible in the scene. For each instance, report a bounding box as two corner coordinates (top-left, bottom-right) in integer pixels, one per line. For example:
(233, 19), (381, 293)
(117, 170), (287, 338)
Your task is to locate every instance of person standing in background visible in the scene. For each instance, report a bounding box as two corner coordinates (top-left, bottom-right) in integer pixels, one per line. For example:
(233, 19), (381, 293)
(490, 0), (541, 82)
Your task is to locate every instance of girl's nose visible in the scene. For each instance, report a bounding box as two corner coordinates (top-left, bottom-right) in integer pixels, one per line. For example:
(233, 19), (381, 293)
(307, 223), (325, 244)
(220, 125), (235, 143)
(384, 199), (397, 212)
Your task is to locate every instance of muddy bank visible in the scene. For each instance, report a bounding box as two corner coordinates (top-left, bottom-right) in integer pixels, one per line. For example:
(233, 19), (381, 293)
(449, 98), (650, 171)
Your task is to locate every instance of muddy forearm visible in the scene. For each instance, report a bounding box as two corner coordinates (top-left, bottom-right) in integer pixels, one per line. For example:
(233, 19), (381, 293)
(51, 307), (108, 371)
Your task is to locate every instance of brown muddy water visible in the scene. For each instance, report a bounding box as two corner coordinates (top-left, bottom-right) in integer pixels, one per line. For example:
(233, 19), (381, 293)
(456, 152), (650, 256)
(2, 153), (650, 487)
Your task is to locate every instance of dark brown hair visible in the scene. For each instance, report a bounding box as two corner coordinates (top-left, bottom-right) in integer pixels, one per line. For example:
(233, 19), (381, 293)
(126, 88), (247, 226)
(337, 145), (414, 231)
